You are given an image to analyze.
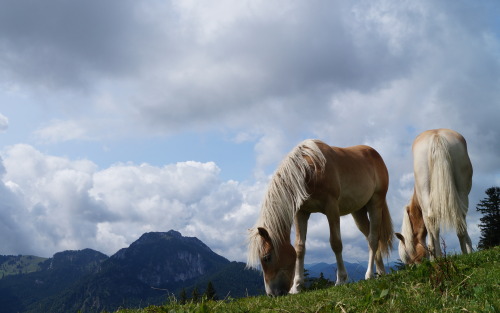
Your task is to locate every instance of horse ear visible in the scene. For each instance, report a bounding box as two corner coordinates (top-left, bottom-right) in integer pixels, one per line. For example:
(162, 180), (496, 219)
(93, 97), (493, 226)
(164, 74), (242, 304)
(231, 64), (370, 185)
(257, 227), (271, 243)
(395, 232), (405, 245)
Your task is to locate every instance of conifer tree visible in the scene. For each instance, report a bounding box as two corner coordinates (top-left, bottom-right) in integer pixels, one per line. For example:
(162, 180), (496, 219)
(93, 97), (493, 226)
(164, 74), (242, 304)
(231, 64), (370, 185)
(204, 281), (218, 300)
(179, 288), (187, 305)
(191, 286), (199, 303)
(476, 186), (500, 249)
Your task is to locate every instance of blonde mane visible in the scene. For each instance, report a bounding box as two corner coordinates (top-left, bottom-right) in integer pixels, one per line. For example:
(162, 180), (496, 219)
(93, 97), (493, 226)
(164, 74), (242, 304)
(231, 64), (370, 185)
(399, 202), (416, 262)
(247, 139), (326, 269)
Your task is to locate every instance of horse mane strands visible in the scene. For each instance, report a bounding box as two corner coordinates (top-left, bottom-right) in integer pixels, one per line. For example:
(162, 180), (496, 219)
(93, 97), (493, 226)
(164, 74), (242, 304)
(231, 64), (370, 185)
(399, 203), (416, 262)
(247, 139), (326, 269)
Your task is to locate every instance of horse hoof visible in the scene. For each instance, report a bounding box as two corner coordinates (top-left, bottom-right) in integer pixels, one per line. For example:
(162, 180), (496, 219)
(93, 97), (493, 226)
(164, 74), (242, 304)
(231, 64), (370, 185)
(335, 276), (349, 286)
(289, 284), (301, 294)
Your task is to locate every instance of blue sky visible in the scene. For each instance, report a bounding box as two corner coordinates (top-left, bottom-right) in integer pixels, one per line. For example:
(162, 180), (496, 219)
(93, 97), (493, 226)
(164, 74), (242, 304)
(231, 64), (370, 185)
(1, 0), (500, 267)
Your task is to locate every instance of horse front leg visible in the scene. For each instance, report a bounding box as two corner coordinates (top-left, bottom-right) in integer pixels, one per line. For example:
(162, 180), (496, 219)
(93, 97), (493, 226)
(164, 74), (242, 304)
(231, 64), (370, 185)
(326, 205), (348, 285)
(290, 211), (310, 294)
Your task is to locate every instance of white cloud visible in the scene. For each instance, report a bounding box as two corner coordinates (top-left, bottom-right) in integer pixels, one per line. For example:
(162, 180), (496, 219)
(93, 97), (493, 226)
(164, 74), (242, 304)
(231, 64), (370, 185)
(0, 0), (499, 265)
(0, 113), (8, 133)
(33, 119), (90, 144)
(0, 144), (265, 259)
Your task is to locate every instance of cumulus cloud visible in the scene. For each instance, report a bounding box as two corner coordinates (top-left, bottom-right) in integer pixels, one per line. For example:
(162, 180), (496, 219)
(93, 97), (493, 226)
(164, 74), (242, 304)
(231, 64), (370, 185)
(0, 145), (265, 260)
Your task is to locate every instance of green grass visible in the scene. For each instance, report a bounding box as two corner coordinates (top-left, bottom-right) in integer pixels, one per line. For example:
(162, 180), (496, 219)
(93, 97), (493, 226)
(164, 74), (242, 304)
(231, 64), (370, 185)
(116, 246), (500, 313)
(0, 255), (47, 278)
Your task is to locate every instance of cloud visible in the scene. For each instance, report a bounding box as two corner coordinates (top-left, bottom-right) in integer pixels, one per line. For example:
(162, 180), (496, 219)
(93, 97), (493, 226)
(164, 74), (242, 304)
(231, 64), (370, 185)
(0, 144), (265, 260)
(2, 0), (499, 141)
(0, 113), (7, 132)
(0, 0), (169, 90)
(0, 0), (499, 264)
(33, 119), (90, 144)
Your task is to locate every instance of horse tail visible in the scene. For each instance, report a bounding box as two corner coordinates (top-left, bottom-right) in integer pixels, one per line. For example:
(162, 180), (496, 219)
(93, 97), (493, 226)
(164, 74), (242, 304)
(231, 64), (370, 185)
(376, 199), (394, 258)
(428, 133), (467, 233)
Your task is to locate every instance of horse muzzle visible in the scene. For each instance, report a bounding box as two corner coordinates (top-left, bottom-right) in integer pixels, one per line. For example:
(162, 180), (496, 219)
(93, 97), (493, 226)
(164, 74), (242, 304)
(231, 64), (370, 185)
(265, 271), (293, 297)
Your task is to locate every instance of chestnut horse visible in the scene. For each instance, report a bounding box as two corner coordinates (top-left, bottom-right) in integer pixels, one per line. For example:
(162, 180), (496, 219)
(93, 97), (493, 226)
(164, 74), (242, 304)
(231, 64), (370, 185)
(396, 129), (473, 264)
(247, 139), (393, 296)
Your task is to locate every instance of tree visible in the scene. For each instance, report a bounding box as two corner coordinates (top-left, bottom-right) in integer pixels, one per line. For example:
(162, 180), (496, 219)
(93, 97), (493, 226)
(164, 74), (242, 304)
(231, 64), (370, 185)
(476, 187), (500, 249)
(191, 286), (200, 303)
(179, 288), (187, 305)
(307, 272), (333, 290)
(204, 281), (218, 301)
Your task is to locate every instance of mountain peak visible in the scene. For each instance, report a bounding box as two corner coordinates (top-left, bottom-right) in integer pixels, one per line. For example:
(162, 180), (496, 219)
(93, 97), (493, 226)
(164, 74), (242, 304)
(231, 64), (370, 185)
(167, 229), (182, 237)
(136, 230), (182, 243)
(133, 230), (212, 253)
(44, 248), (108, 271)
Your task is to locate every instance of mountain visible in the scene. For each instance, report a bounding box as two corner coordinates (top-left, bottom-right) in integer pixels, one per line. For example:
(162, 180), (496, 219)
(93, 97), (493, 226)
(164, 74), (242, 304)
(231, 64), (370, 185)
(0, 249), (108, 313)
(0, 230), (264, 313)
(306, 261), (368, 282)
(0, 255), (48, 278)
(305, 260), (402, 283)
(183, 261), (264, 299)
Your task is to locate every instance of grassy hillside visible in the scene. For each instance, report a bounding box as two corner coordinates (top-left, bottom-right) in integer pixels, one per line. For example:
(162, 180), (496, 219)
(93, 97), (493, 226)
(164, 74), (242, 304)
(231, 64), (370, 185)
(116, 246), (500, 313)
(0, 255), (47, 278)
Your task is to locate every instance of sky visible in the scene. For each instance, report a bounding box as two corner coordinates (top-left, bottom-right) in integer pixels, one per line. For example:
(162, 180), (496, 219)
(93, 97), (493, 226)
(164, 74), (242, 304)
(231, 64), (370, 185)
(0, 0), (499, 266)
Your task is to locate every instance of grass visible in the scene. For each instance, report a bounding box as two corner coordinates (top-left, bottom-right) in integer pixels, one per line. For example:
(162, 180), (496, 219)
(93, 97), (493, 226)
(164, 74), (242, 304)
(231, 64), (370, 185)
(0, 255), (47, 278)
(116, 246), (500, 313)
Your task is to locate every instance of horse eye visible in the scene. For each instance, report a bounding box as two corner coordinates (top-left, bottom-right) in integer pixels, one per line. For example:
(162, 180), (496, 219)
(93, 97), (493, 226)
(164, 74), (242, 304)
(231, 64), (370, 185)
(262, 254), (272, 263)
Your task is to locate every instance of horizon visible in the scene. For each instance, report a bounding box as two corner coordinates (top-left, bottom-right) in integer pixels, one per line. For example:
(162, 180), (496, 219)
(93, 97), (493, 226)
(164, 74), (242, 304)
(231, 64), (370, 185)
(0, 228), (475, 267)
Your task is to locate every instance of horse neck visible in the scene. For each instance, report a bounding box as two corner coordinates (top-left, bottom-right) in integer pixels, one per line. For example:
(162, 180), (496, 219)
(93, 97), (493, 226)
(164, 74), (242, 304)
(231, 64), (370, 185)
(259, 206), (293, 250)
(409, 190), (421, 214)
(408, 190), (426, 243)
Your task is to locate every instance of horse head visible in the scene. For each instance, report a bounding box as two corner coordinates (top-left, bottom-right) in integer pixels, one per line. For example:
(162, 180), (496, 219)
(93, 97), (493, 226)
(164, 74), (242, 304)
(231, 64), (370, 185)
(395, 203), (428, 264)
(256, 227), (296, 296)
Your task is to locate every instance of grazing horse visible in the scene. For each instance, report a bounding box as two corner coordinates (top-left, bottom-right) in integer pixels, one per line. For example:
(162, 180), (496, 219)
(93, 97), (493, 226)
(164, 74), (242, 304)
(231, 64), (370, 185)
(247, 139), (393, 296)
(396, 129), (473, 264)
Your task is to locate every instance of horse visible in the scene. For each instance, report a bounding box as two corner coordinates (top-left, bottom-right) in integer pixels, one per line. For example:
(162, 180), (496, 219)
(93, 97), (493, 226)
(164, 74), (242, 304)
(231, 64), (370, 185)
(395, 129), (473, 264)
(247, 139), (394, 296)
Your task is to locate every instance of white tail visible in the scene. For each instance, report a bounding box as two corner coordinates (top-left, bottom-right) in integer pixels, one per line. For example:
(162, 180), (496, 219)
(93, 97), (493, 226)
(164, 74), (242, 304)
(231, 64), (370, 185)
(428, 134), (467, 233)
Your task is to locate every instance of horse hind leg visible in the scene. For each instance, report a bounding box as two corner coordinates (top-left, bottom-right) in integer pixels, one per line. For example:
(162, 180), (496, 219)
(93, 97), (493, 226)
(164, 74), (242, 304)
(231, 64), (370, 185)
(365, 202), (388, 279)
(457, 228), (473, 254)
(419, 189), (441, 259)
(456, 191), (473, 254)
(457, 214), (473, 254)
(424, 215), (441, 259)
(351, 208), (380, 280)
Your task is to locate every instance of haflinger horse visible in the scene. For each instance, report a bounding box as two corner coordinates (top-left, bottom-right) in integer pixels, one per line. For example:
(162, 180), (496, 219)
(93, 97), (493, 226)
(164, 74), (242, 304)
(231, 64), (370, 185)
(247, 139), (394, 296)
(396, 129), (473, 264)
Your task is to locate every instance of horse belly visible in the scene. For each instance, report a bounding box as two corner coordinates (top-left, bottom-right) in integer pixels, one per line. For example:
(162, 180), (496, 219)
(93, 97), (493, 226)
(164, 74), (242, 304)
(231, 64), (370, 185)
(301, 198), (328, 214)
(301, 192), (372, 216)
(338, 194), (371, 216)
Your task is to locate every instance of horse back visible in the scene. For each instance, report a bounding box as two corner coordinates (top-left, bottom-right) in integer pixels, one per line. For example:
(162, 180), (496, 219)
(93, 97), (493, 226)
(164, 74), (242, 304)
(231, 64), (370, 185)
(411, 129), (472, 230)
(305, 142), (389, 215)
(412, 128), (472, 193)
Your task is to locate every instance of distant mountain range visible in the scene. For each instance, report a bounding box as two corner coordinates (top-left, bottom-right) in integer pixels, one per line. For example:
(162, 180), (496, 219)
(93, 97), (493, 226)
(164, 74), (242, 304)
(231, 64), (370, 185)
(0, 230), (397, 313)
(305, 260), (400, 283)
(0, 230), (263, 313)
